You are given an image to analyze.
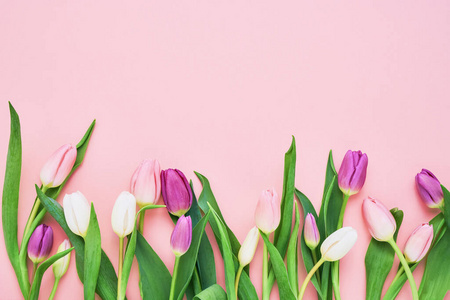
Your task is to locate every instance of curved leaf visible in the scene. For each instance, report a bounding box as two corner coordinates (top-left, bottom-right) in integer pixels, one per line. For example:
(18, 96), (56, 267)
(193, 284), (227, 300)
(286, 201), (300, 297)
(36, 186), (119, 300)
(29, 247), (74, 300)
(364, 208), (403, 300)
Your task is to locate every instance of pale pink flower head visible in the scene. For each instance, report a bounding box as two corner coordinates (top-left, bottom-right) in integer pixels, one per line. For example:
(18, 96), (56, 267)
(130, 159), (161, 207)
(362, 197), (396, 242)
(254, 188), (281, 234)
(404, 223), (433, 263)
(40, 144), (77, 188)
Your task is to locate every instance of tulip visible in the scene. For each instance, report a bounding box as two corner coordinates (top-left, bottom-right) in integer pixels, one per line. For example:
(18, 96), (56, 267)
(416, 169), (444, 209)
(362, 197), (396, 242)
(40, 144), (77, 188)
(52, 239), (72, 279)
(254, 188), (281, 234)
(320, 227), (358, 261)
(170, 215), (192, 256)
(63, 191), (91, 237)
(111, 191), (136, 238)
(404, 223), (433, 263)
(304, 213), (320, 250)
(338, 150), (368, 196)
(28, 224), (53, 264)
(299, 227), (357, 300)
(130, 159), (161, 207)
(161, 169), (192, 217)
(238, 226), (260, 267)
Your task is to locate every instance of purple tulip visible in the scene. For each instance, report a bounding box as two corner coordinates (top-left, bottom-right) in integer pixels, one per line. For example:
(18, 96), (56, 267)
(304, 213), (320, 250)
(415, 169), (444, 209)
(28, 224), (53, 264)
(338, 150), (368, 196)
(170, 215), (192, 256)
(161, 169), (192, 217)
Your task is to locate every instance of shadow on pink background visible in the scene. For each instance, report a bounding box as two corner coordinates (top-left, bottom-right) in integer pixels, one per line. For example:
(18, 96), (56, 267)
(1, 1), (449, 299)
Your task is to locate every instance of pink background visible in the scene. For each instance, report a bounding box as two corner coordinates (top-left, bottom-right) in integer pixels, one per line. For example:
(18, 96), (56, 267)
(1, 1), (450, 299)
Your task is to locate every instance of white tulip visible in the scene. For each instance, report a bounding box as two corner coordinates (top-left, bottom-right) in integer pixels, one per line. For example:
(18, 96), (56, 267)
(111, 191), (136, 238)
(63, 191), (91, 237)
(238, 226), (260, 267)
(53, 239), (72, 279)
(320, 227), (357, 261)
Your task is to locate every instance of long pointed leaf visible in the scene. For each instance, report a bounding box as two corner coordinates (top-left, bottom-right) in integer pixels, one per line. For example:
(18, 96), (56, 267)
(84, 203), (102, 300)
(286, 201), (300, 297)
(193, 284), (228, 300)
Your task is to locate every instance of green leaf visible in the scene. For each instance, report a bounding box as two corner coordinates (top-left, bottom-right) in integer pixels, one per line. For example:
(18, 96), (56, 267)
(296, 189), (323, 299)
(187, 181), (216, 291)
(418, 185), (450, 299)
(364, 208), (403, 300)
(286, 200), (300, 297)
(260, 233), (296, 300)
(273, 136), (297, 257)
(29, 247), (74, 300)
(84, 203), (102, 300)
(2, 103), (28, 298)
(173, 211), (211, 300)
(136, 232), (172, 300)
(383, 213), (445, 300)
(36, 186), (119, 300)
(121, 204), (165, 300)
(208, 204), (236, 300)
(193, 284), (227, 300)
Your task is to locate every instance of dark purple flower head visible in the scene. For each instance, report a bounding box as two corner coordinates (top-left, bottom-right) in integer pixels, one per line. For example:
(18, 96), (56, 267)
(170, 215), (192, 256)
(161, 169), (192, 217)
(338, 150), (368, 196)
(415, 169), (444, 209)
(28, 224), (53, 264)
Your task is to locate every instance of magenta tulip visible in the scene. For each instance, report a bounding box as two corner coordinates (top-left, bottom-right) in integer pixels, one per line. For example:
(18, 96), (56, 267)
(362, 197), (396, 241)
(304, 213), (320, 250)
(161, 169), (192, 216)
(415, 169), (444, 209)
(28, 224), (53, 264)
(130, 159), (161, 207)
(170, 215), (192, 256)
(254, 188), (281, 234)
(40, 144), (77, 188)
(338, 150), (368, 196)
(404, 223), (433, 263)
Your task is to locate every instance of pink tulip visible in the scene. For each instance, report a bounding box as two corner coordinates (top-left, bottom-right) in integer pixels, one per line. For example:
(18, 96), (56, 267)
(304, 213), (320, 250)
(170, 215), (192, 256)
(40, 144), (77, 188)
(254, 188), (281, 234)
(404, 223), (433, 263)
(130, 159), (161, 207)
(362, 197), (396, 242)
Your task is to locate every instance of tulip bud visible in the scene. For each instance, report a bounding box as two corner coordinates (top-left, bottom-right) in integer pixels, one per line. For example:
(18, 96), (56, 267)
(28, 224), (53, 264)
(111, 191), (136, 238)
(161, 169), (192, 217)
(238, 226), (260, 267)
(338, 150), (368, 196)
(304, 213), (320, 250)
(404, 223), (433, 263)
(130, 159), (162, 207)
(254, 188), (281, 234)
(362, 197), (396, 242)
(415, 169), (444, 209)
(320, 227), (357, 261)
(40, 144), (77, 188)
(63, 191), (91, 238)
(170, 215), (192, 256)
(53, 239), (72, 279)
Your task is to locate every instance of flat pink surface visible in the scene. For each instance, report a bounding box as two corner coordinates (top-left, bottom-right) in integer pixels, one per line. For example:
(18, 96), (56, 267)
(1, 1), (450, 299)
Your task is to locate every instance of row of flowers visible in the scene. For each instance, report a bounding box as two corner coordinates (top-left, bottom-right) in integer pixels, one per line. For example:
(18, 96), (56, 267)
(3, 103), (449, 300)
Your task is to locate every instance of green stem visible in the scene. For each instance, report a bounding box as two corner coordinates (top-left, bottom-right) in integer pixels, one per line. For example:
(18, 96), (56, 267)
(311, 250), (321, 285)
(138, 210), (145, 233)
(117, 237), (124, 300)
(391, 266), (404, 284)
(169, 256), (181, 300)
(23, 186), (48, 240)
(262, 242), (269, 300)
(49, 277), (60, 300)
(193, 267), (202, 295)
(32, 263), (37, 279)
(235, 265), (244, 299)
(337, 194), (350, 229)
(387, 239), (418, 300)
(299, 257), (326, 300)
